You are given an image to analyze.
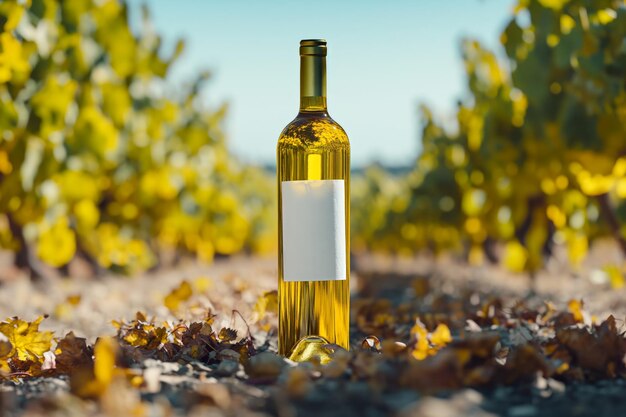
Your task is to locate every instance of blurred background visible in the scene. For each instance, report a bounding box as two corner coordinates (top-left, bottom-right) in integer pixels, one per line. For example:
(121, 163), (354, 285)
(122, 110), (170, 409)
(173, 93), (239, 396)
(1, 0), (625, 285)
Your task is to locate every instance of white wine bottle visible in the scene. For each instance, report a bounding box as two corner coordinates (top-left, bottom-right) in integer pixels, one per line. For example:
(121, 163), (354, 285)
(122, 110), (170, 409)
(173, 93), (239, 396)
(277, 39), (350, 357)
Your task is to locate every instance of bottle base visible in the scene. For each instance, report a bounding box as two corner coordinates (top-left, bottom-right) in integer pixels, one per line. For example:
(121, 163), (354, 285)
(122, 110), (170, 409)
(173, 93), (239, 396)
(287, 335), (335, 364)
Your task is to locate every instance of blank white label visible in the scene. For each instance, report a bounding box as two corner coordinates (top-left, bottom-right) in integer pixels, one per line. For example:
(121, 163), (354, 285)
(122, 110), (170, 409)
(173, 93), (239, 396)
(281, 179), (347, 282)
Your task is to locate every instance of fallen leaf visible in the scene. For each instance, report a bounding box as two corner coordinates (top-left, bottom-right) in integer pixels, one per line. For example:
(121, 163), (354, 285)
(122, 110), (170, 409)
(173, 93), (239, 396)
(254, 290), (278, 321)
(164, 281), (193, 312)
(55, 332), (93, 374)
(411, 319), (430, 360)
(218, 328), (237, 342)
(431, 324), (453, 346)
(567, 299), (584, 323)
(0, 316), (54, 362)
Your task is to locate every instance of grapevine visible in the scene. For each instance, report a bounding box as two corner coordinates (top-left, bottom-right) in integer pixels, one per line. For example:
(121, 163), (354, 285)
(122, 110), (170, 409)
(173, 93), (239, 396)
(353, 0), (626, 276)
(0, 0), (276, 277)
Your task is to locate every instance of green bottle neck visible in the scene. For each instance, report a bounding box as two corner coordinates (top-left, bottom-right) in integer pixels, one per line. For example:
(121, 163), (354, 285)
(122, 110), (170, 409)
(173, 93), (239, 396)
(299, 54), (327, 112)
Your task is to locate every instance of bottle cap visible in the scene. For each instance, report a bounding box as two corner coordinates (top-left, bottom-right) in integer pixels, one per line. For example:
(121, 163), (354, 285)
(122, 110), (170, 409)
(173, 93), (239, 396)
(300, 39), (327, 56)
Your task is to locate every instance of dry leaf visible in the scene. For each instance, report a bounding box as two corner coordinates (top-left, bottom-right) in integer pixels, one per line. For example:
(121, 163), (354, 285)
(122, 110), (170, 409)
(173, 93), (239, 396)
(0, 316), (54, 362)
(54, 332), (93, 374)
(164, 281), (193, 312)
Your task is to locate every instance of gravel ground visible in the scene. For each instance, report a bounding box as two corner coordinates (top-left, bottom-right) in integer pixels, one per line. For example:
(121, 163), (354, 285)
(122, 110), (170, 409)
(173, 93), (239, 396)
(0, 254), (279, 342)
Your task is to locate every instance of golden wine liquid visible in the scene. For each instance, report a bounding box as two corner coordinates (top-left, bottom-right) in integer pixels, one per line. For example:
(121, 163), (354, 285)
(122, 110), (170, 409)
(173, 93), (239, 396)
(277, 112), (350, 356)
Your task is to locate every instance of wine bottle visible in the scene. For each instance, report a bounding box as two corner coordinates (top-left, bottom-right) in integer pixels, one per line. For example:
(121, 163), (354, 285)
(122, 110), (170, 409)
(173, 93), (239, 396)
(277, 39), (350, 357)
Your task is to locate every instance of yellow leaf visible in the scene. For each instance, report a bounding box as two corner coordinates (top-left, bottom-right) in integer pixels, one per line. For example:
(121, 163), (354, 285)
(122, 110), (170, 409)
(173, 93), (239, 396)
(560, 14), (576, 35)
(430, 324), (452, 346)
(410, 319), (430, 361)
(73, 336), (119, 398)
(37, 218), (76, 267)
(0, 340), (11, 358)
(462, 189), (486, 217)
(556, 362), (570, 374)
(0, 1), (26, 31)
(596, 9), (616, 25)
(196, 240), (215, 263)
(613, 158), (626, 177)
(538, 0), (569, 11)
(0, 150), (12, 174)
(576, 170), (614, 196)
(54, 294), (82, 320)
(193, 276), (213, 293)
(164, 280), (193, 312)
(94, 337), (117, 386)
(604, 265), (625, 289)
(0, 316), (54, 362)
(572, 151), (614, 176)
(0, 339), (11, 374)
(567, 299), (584, 323)
(546, 205), (566, 229)
(140, 169), (178, 200)
(73, 106), (119, 155)
(566, 232), (588, 266)
(74, 199), (100, 230)
(616, 179), (626, 198)
(254, 290), (278, 321)
(0, 33), (30, 83)
(31, 76), (77, 132)
(503, 240), (527, 272)
(468, 245), (484, 266)
(546, 34), (560, 48)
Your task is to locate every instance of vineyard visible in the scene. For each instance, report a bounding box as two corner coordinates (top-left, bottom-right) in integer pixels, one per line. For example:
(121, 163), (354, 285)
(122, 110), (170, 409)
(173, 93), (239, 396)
(2, 0), (626, 279)
(0, 0), (276, 279)
(2, 0), (626, 416)
(354, 0), (626, 277)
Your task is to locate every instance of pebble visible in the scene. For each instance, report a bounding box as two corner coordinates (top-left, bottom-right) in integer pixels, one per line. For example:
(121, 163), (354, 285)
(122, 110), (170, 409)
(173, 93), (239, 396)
(508, 404), (537, 417)
(143, 367), (161, 393)
(245, 352), (286, 379)
(215, 360), (239, 377)
(547, 378), (565, 393)
(143, 359), (181, 374)
(217, 349), (240, 362)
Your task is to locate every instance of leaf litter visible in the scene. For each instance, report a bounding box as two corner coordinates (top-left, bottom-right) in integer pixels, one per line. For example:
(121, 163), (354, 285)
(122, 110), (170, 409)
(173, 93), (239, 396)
(1, 257), (626, 416)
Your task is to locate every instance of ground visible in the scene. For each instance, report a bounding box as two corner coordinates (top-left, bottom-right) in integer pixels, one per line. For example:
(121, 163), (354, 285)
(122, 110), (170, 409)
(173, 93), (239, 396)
(1, 246), (626, 417)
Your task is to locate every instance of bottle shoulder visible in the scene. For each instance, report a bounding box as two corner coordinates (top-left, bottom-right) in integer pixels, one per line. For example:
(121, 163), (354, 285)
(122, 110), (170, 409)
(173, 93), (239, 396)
(277, 111), (350, 150)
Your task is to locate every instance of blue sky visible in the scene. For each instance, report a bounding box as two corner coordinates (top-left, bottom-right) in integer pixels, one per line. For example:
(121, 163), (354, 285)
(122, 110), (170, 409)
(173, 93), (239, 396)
(128, 0), (516, 167)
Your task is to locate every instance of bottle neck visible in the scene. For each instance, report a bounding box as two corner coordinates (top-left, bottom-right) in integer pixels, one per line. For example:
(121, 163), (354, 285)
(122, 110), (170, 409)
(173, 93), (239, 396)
(300, 54), (327, 112)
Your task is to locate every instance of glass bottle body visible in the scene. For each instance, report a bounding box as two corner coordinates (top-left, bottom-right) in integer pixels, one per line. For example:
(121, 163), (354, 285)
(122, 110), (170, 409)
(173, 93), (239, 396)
(277, 110), (350, 356)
